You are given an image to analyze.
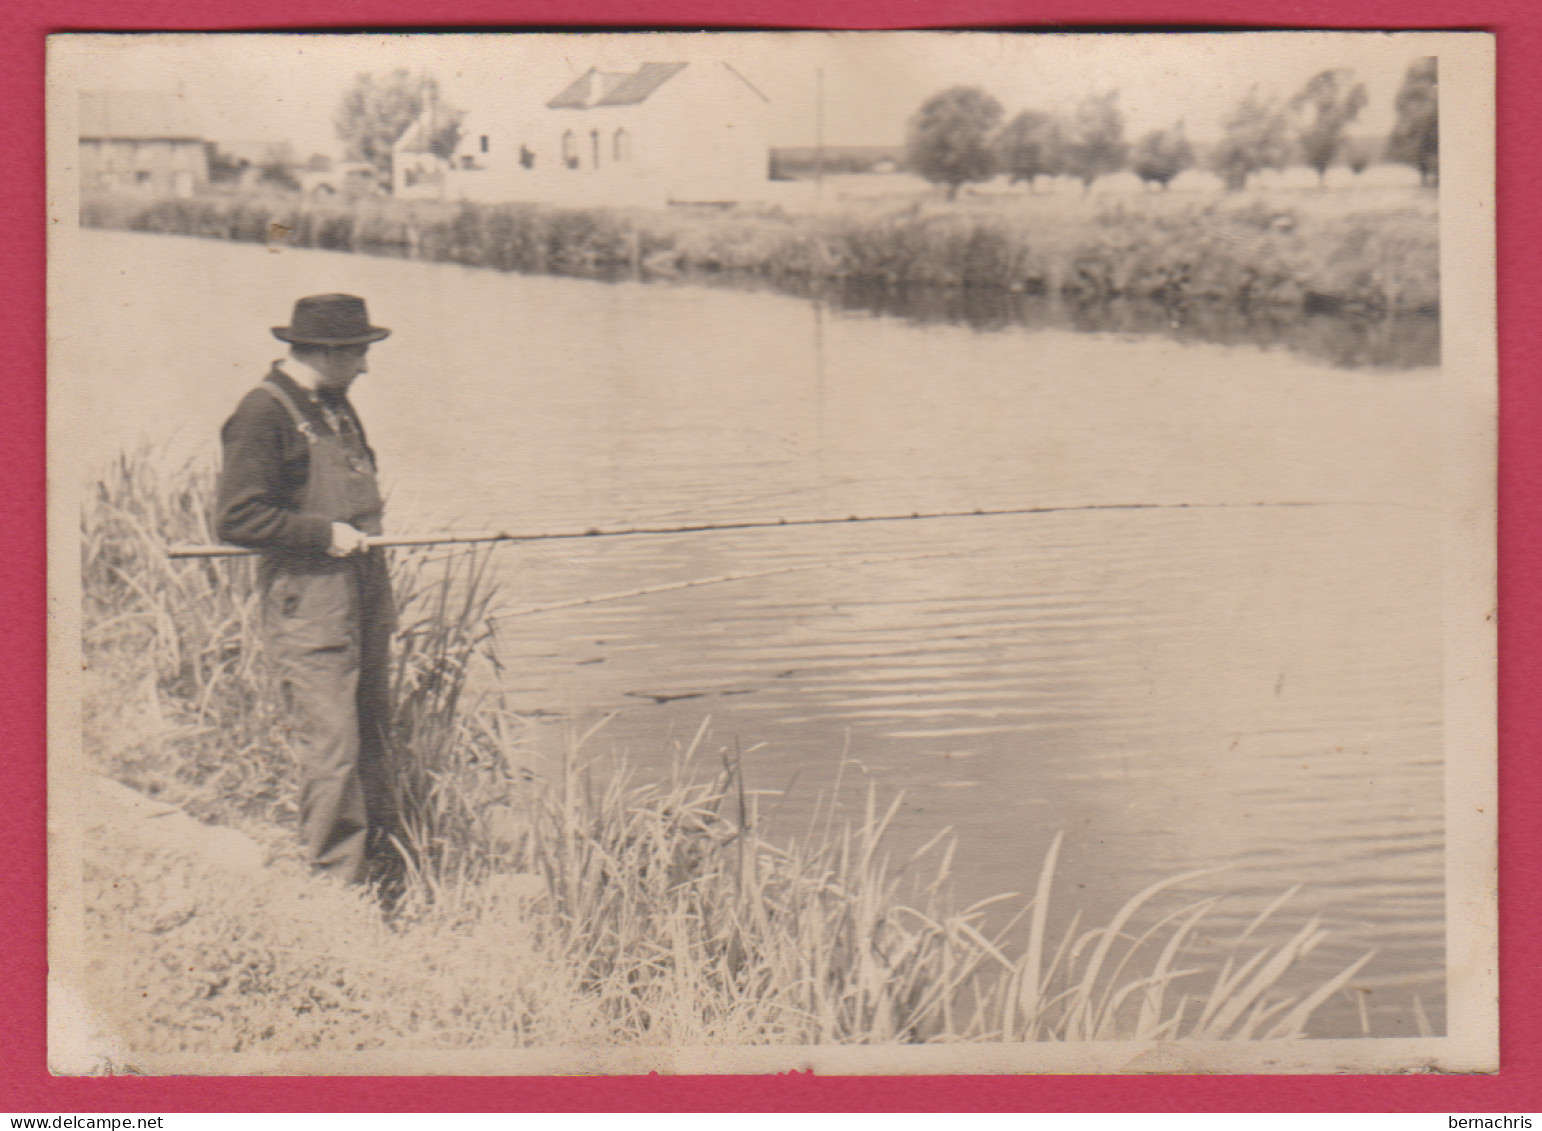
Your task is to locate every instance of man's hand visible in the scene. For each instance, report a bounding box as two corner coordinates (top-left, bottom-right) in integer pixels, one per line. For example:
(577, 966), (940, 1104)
(327, 522), (370, 557)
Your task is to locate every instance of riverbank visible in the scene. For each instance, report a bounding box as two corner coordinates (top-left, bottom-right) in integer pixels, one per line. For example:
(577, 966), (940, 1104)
(67, 448), (1393, 1059)
(76, 773), (590, 1062)
(80, 186), (1439, 315)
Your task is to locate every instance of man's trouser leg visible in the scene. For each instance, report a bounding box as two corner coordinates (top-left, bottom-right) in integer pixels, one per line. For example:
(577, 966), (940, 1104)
(281, 643), (369, 884)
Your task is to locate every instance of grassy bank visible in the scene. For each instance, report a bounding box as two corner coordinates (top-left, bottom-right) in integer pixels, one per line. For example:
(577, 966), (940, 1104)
(76, 451), (1389, 1056)
(80, 188), (1439, 315)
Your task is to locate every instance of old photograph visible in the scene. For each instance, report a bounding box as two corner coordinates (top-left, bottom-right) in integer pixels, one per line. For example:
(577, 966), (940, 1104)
(46, 30), (1495, 1075)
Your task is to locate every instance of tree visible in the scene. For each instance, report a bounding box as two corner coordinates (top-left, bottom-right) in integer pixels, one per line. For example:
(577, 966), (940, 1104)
(206, 143), (248, 185)
(995, 109), (1063, 191)
(1060, 91), (1128, 193)
(1210, 87), (1293, 192)
(247, 141), (300, 191)
(1388, 57), (1438, 187)
(1290, 69), (1369, 185)
(334, 70), (464, 182)
(905, 86), (1004, 200)
(1131, 123), (1194, 191)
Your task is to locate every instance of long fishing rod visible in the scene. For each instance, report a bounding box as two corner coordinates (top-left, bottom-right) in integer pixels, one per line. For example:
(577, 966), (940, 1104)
(165, 499), (1331, 559)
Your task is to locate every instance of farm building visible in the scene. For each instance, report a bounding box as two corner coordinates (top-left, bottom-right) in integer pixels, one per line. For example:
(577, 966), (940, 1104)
(393, 61), (773, 207)
(79, 91), (208, 196)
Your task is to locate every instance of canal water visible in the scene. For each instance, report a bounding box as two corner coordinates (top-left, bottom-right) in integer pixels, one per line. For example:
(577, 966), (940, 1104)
(62, 228), (1446, 1038)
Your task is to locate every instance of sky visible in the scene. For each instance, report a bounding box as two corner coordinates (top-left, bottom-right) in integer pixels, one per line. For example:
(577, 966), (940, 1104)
(55, 31), (1446, 158)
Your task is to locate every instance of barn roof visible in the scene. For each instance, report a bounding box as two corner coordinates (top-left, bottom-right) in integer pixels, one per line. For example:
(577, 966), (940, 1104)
(79, 91), (203, 140)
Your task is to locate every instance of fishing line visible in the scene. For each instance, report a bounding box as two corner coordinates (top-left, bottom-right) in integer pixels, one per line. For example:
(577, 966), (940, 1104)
(494, 548), (969, 620)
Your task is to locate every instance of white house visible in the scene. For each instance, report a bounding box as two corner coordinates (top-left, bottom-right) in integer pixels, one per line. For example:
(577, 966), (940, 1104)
(394, 61), (772, 207)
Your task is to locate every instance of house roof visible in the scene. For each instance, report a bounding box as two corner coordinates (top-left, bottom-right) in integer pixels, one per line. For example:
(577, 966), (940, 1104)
(595, 62), (689, 106)
(546, 62), (689, 110)
(547, 70), (593, 110)
(79, 91), (203, 141)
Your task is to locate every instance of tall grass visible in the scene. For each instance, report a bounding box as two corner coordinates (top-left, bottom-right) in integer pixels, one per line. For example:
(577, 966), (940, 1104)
(80, 188), (1439, 315)
(81, 446), (288, 824)
(79, 449), (1384, 1048)
(80, 447), (515, 847)
(440, 725), (1374, 1044)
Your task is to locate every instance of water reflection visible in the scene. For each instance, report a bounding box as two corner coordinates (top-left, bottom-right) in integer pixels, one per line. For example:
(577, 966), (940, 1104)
(303, 218), (1441, 371)
(768, 279), (1440, 370)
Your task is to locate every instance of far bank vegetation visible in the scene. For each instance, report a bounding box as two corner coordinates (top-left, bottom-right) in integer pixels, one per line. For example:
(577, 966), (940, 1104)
(80, 187), (1438, 316)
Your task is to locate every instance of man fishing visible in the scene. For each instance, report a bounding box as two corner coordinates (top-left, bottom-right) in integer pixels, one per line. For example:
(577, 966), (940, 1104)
(215, 294), (397, 890)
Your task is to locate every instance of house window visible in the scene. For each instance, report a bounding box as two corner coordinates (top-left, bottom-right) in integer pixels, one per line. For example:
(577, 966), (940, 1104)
(590, 129), (600, 169)
(562, 130), (577, 169)
(613, 128), (629, 161)
(480, 135), (489, 154)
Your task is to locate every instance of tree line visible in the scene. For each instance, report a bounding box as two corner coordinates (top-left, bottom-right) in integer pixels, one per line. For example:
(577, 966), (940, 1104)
(219, 61), (1438, 200)
(905, 57), (1438, 199)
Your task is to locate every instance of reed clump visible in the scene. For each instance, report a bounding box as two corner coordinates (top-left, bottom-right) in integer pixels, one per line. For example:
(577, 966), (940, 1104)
(80, 446), (519, 856)
(80, 188), (1438, 315)
(81, 446), (291, 826)
(471, 729), (1375, 1044)
(78, 449), (1387, 1051)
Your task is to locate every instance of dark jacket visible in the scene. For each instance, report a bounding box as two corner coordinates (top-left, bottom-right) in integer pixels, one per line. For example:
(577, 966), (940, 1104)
(215, 367), (377, 554)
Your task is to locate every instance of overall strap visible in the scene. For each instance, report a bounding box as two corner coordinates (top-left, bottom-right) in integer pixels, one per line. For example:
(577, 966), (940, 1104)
(260, 379), (318, 441)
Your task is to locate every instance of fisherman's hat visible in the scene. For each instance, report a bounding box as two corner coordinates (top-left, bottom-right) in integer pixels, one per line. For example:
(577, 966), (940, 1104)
(272, 294), (391, 346)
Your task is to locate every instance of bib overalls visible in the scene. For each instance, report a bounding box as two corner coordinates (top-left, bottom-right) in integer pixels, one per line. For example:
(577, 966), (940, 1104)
(258, 380), (397, 884)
